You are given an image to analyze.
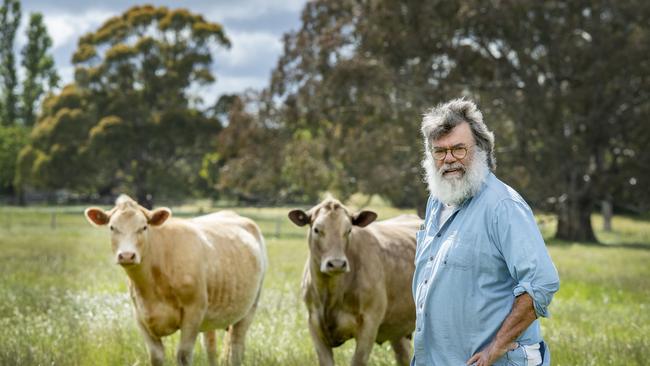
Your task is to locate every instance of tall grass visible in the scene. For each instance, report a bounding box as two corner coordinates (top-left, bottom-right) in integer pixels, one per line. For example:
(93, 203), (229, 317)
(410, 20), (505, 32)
(0, 205), (648, 365)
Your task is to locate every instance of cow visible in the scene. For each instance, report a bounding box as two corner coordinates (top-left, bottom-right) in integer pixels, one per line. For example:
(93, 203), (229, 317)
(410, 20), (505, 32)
(288, 198), (421, 366)
(84, 195), (267, 366)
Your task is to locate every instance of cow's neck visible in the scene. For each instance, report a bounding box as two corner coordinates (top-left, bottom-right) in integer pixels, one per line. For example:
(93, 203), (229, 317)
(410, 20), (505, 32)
(310, 257), (349, 307)
(122, 246), (158, 300)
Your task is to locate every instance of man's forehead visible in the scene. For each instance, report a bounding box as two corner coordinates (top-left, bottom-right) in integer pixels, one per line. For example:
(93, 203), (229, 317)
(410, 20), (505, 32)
(432, 122), (473, 146)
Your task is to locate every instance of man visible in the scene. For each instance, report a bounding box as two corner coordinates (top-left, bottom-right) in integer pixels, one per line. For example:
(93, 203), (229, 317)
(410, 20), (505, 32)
(412, 98), (560, 366)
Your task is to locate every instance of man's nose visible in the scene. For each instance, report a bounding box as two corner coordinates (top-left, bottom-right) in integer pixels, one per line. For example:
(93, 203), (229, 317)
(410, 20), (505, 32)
(443, 150), (457, 163)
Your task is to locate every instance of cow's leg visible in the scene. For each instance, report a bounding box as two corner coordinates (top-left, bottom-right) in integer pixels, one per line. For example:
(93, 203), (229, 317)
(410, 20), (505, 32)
(176, 306), (205, 366)
(202, 330), (217, 366)
(224, 297), (259, 366)
(137, 322), (165, 366)
(351, 317), (380, 366)
(307, 314), (334, 366)
(390, 336), (412, 366)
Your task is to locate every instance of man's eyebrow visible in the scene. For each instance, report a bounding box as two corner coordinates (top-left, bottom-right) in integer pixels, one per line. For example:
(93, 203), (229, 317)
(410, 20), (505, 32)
(433, 143), (467, 149)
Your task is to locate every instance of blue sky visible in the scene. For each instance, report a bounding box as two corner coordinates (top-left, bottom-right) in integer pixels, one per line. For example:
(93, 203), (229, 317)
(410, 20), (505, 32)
(18, 0), (308, 106)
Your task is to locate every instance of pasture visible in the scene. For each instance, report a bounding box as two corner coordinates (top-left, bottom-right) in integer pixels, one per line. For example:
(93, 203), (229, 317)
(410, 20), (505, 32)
(0, 204), (648, 365)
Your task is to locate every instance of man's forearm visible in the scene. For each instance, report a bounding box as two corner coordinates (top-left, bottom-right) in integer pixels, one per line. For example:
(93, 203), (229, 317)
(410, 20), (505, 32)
(492, 292), (537, 350)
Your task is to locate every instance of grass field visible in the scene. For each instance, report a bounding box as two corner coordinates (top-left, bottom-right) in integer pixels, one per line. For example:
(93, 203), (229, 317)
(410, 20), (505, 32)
(0, 203), (648, 365)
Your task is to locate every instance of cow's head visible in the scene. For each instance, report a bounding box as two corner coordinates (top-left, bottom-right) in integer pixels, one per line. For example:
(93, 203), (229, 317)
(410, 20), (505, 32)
(289, 198), (377, 275)
(84, 194), (171, 267)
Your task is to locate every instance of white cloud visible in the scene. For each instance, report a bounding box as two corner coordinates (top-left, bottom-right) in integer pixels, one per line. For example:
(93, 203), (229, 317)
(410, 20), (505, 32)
(57, 65), (75, 86)
(205, 0), (306, 21)
(42, 10), (114, 51)
(214, 30), (283, 69)
(213, 75), (268, 94)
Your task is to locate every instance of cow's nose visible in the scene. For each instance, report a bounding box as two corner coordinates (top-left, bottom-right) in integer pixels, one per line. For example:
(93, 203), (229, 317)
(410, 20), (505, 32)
(326, 258), (348, 271)
(117, 252), (137, 264)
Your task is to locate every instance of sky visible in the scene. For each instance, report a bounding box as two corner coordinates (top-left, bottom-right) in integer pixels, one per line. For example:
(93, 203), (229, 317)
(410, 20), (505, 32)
(17, 0), (308, 107)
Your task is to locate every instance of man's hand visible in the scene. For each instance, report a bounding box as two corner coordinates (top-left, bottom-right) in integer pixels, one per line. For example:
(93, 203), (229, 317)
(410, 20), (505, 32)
(466, 341), (517, 366)
(466, 294), (537, 366)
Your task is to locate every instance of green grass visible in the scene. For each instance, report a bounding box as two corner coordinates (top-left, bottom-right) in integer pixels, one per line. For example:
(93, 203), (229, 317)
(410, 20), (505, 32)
(0, 205), (648, 365)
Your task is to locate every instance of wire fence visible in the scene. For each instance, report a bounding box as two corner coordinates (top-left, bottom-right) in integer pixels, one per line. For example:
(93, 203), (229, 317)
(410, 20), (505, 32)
(0, 207), (306, 239)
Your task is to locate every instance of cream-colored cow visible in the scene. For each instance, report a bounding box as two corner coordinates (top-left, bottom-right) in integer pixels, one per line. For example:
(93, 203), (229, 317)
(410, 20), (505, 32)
(85, 195), (267, 366)
(289, 198), (420, 366)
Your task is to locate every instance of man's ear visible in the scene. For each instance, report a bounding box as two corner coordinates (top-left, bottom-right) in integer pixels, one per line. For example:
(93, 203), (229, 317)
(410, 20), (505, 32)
(288, 209), (310, 227)
(148, 208), (172, 226)
(352, 210), (377, 227)
(84, 207), (110, 226)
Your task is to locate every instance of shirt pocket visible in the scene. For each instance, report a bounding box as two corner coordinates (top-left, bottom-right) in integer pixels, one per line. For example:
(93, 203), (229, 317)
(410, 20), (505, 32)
(443, 232), (477, 270)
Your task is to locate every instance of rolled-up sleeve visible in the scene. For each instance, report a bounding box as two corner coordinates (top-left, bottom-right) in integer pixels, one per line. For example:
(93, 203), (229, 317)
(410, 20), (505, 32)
(492, 198), (560, 318)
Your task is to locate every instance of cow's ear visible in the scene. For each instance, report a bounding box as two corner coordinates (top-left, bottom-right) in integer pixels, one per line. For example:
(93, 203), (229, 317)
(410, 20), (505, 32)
(85, 207), (110, 226)
(352, 210), (377, 227)
(288, 209), (310, 227)
(148, 208), (171, 226)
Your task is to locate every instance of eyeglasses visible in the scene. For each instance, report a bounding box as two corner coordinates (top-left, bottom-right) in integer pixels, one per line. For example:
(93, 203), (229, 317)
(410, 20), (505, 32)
(432, 145), (471, 161)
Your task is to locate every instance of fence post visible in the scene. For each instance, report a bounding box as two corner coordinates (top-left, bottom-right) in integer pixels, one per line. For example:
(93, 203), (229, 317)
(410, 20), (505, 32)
(275, 217), (282, 238)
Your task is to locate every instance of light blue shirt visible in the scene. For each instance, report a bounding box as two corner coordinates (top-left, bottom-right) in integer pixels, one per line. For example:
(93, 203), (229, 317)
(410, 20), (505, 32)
(412, 172), (560, 366)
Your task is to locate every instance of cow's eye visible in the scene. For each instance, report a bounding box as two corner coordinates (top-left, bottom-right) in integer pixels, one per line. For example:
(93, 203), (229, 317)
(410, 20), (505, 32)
(142, 226), (147, 231)
(109, 225), (114, 231)
(346, 228), (352, 236)
(313, 227), (320, 234)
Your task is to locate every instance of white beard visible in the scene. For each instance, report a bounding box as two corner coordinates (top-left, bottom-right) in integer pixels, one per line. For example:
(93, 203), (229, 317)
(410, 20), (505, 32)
(422, 149), (489, 205)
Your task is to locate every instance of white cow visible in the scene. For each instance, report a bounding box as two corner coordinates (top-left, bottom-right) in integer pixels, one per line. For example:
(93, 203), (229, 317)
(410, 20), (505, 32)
(289, 197), (420, 366)
(84, 195), (267, 366)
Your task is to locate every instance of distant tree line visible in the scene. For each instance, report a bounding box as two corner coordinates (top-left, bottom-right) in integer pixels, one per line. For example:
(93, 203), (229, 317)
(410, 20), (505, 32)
(0, 1), (648, 243)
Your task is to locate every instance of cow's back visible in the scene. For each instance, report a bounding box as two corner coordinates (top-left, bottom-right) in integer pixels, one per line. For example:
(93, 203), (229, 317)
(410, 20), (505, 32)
(182, 211), (268, 328)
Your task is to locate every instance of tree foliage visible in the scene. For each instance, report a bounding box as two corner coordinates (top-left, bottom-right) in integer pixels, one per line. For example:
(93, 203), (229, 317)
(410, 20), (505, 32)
(0, 0), (21, 125)
(206, 93), (288, 203)
(21, 12), (59, 127)
(0, 125), (27, 193)
(16, 85), (96, 191)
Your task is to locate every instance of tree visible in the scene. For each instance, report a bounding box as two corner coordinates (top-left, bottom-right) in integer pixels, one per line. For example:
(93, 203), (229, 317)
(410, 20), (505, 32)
(0, 125), (27, 197)
(0, 0), (21, 125)
(208, 92), (288, 204)
(443, 0), (650, 241)
(19, 6), (230, 207)
(21, 12), (59, 127)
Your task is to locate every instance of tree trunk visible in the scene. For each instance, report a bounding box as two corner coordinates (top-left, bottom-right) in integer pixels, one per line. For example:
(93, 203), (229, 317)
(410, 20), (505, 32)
(601, 199), (612, 232)
(555, 194), (597, 242)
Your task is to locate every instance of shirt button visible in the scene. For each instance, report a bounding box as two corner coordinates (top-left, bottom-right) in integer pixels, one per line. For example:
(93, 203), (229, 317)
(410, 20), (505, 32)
(424, 280), (428, 284)
(417, 327), (421, 332)
(429, 256), (433, 261)
(436, 233), (441, 237)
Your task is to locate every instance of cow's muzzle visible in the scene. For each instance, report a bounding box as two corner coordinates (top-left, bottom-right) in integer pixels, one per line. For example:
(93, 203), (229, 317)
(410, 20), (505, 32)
(321, 257), (349, 274)
(117, 251), (138, 265)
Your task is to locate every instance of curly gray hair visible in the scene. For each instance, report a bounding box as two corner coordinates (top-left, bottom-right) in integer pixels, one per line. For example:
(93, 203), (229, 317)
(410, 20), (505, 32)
(421, 98), (496, 170)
